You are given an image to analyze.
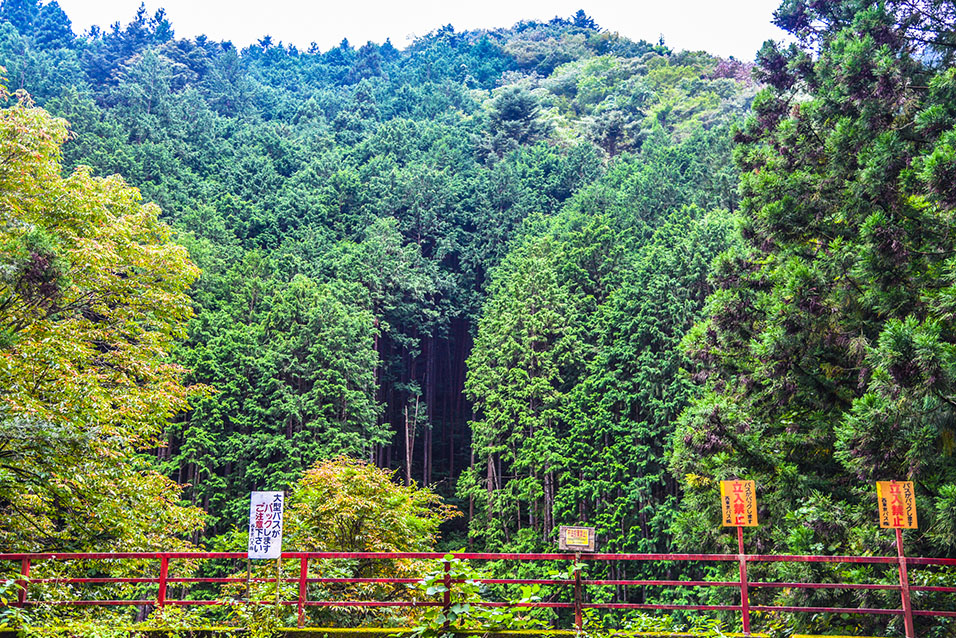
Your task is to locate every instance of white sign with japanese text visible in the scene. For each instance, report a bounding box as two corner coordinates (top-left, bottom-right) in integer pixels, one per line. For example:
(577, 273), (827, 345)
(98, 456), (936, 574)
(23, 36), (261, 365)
(247, 491), (284, 559)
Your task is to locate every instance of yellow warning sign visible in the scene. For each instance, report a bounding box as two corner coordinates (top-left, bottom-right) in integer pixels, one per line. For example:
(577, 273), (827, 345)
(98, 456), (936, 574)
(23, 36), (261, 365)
(566, 528), (589, 545)
(876, 481), (918, 529)
(720, 480), (758, 527)
(558, 526), (596, 551)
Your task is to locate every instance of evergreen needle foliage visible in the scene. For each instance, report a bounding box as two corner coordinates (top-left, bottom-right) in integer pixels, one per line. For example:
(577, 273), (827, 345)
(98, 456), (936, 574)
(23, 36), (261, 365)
(3, 0), (955, 633)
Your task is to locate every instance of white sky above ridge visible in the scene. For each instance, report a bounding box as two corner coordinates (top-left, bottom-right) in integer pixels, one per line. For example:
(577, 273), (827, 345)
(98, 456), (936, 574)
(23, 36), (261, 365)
(54, 0), (789, 62)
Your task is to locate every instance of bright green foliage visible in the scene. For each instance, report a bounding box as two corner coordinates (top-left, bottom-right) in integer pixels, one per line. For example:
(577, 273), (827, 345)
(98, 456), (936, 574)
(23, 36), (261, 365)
(285, 456), (459, 553)
(464, 232), (582, 548)
(0, 2), (761, 539)
(0, 91), (205, 552)
(4, 0), (956, 634)
(462, 117), (743, 559)
(410, 555), (552, 638)
(559, 209), (739, 557)
(231, 457), (459, 628)
(541, 50), (757, 155)
(671, 0), (956, 633)
(167, 262), (385, 527)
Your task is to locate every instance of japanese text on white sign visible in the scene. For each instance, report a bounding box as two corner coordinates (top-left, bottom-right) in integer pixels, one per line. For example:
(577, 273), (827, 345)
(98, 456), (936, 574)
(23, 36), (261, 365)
(248, 491), (284, 559)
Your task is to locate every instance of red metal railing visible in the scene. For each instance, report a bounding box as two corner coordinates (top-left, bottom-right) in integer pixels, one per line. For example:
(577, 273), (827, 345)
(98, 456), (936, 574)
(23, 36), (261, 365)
(3, 547), (956, 636)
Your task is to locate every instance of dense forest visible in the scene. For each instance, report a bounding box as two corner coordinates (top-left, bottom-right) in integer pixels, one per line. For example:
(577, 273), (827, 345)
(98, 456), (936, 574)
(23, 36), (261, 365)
(0, 0), (955, 634)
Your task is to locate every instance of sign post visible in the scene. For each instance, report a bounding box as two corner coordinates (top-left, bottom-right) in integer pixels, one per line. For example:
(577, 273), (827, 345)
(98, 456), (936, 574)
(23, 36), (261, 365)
(558, 526), (595, 629)
(720, 480), (757, 636)
(574, 554), (583, 630)
(876, 481), (917, 638)
(248, 491), (285, 609)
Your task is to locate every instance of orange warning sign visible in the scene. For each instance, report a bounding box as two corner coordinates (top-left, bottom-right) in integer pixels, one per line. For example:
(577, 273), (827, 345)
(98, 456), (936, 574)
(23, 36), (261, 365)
(876, 481), (917, 529)
(720, 480), (758, 527)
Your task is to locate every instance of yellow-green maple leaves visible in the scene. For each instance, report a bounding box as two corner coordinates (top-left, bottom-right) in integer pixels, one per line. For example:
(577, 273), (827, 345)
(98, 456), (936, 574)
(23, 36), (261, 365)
(0, 95), (204, 551)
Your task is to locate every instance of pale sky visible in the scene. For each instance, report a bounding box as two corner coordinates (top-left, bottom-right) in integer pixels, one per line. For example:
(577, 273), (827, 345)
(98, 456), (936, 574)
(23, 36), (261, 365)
(55, 0), (788, 61)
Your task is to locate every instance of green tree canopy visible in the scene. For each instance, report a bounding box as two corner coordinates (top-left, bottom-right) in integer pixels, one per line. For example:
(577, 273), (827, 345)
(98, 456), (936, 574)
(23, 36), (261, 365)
(671, 1), (956, 631)
(0, 89), (204, 551)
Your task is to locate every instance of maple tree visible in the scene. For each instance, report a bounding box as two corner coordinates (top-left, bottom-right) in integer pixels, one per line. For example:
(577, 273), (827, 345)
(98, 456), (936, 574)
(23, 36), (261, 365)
(285, 456), (458, 553)
(0, 83), (204, 551)
(230, 457), (459, 627)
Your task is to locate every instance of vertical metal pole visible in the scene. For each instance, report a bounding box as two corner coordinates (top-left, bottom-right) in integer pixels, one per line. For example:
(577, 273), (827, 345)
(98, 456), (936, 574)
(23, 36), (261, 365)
(297, 557), (308, 628)
(442, 560), (452, 631)
(157, 555), (169, 608)
(896, 528), (916, 638)
(245, 558), (252, 601)
(737, 526), (751, 636)
(574, 553), (583, 630)
(275, 558), (282, 606)
(16, 558), (30, 607)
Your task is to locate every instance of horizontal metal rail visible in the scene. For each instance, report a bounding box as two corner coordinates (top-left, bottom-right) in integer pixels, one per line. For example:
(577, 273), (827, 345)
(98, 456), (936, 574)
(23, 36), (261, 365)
(1, 550), (954, 635)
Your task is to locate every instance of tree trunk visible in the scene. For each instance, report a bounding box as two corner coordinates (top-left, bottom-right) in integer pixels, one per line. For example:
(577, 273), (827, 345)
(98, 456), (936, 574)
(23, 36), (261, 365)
(405, 397), (419, 487)
(486, 455), (494, 522)
(424, 335), (437, 486)
(423, 425), (431, 486)
(544, 469), (553, 540)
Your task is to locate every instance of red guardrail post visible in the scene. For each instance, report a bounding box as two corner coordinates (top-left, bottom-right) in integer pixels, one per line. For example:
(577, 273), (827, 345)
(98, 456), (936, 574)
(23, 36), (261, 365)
(297, 557), (308, 628)
(16, 558), (30, 607)
(442, 559), (452, 630)
(157, 555), (169, 609)
(737, 526), (751, 636)
(574, 553), (583, 630)
(896, 528), (916, 638)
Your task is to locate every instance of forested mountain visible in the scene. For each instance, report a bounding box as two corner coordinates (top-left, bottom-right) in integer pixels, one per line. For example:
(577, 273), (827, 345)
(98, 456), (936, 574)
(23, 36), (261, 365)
(0, 0), (755, 541)
(2, 0), (955, 633)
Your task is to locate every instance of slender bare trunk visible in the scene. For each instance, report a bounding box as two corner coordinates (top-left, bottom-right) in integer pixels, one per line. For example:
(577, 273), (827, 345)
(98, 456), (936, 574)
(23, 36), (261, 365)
(486, 455), (494, 522)
(404, 397), (419, 486)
